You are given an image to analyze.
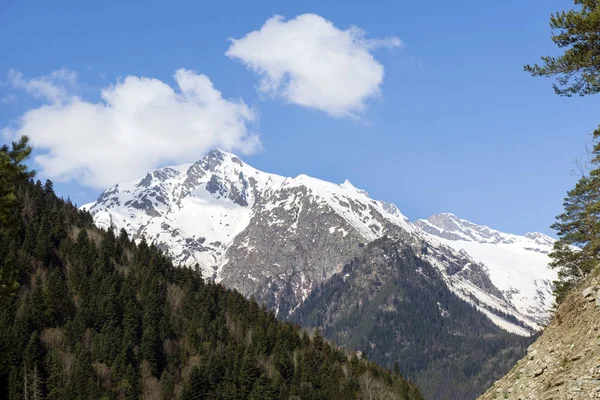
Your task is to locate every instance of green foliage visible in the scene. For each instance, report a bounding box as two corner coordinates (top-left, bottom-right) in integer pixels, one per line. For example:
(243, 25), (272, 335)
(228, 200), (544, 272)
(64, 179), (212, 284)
(550, 127), (600, 302)
(525, 0), (600, 96)
(0, 136), (33, 226)
(0, 152), (422, 399)
(0, 136), (34, 304)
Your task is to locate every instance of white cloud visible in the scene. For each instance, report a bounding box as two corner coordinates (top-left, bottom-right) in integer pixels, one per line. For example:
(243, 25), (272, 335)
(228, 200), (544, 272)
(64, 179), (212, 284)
(3, 69), (261, 188)
(226, 14), (401, 118)
(8, 68), (78, 103)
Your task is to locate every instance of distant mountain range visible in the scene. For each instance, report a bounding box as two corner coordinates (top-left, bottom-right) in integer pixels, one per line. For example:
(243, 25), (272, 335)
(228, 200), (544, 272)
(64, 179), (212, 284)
(83, 149), (558, 399)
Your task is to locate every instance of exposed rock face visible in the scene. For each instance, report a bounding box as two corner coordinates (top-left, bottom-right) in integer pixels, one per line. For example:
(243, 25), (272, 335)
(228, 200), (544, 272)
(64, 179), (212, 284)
(219, 181), (415, 315)
(219, 186), (368, 316)
(479, 272), (600, 400)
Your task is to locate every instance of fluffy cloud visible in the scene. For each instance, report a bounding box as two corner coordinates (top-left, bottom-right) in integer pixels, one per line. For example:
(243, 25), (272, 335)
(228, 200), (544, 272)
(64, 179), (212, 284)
(226, 14), (400, 118)
(3, 69), (260, 188)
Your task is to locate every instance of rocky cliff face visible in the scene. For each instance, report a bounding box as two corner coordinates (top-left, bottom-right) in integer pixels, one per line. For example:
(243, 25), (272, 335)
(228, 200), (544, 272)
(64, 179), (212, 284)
(479, 271), (600, 400)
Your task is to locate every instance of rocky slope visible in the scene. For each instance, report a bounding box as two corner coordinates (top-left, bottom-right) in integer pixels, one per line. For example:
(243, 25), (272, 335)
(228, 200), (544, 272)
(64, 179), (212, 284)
(84, 150), (554, 333)
(479, 271), (600, 400)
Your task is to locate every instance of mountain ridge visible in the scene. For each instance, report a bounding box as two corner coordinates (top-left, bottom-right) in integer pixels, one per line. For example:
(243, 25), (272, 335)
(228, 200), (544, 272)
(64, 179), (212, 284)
(415, 213), (556, 329)
(84, 149), (556, 335)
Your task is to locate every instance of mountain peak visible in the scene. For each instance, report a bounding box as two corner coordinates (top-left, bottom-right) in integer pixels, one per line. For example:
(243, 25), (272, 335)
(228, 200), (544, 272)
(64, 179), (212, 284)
(193, 148), (246, 173)
(207, 147), (232, 157)
(340, 179), (355, 189)
(339, 178), (370, 197)
(438, 212), (458, 218)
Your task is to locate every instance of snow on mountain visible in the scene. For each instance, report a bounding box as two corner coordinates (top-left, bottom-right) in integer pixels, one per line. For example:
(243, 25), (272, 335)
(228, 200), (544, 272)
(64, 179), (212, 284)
(415, 213), (557, 329)
(84, 150), (556, 335)
(86, 149), (412, 280)
(86, 150), (285, 274)
(275, 174), (414, 240)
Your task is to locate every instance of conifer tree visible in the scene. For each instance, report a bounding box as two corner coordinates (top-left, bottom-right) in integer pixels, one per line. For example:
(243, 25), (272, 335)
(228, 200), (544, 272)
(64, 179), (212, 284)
(248, 374), (276, 400)
(550, 127), (600, 301)
(525, 0), (600, 96)
(527, 1), (600, 302)
(0, 136), (33, 227)
(159, 370), (174, 400)
(181, 365), (208, 400)
(0, 136), (33, 304)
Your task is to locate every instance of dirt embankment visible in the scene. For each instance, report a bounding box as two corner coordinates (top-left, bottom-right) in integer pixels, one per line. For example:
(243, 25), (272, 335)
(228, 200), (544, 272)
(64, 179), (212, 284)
(479, 272), (600, 400)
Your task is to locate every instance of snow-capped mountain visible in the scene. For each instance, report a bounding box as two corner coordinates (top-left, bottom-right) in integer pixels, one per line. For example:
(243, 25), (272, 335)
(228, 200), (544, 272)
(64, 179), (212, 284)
(84, 149), (556, 335)
(415, 214), (556, 329)
(84, 150), (286, 276)
(84, 149), (411, 277)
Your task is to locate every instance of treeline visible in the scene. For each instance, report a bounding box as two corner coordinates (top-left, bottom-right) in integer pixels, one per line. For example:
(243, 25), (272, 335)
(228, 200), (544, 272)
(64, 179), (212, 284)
(0, 140), (423, 399)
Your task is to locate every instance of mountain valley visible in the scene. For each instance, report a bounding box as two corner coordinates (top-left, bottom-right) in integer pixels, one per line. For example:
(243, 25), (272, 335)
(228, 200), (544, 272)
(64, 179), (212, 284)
(83, 149), (560, 399)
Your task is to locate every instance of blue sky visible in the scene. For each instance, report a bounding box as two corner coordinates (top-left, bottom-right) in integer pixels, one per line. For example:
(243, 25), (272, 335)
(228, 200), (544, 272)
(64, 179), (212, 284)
(1, 0), (598, 236)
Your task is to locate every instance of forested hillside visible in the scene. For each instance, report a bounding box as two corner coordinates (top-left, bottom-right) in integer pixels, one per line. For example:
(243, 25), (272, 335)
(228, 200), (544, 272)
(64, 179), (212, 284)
(292, 237), (535, 400)
(0, 139), (423, 399)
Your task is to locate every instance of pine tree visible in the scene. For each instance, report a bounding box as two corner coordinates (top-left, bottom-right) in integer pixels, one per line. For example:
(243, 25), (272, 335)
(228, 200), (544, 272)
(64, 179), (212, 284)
(394, 360), (401, 375)
(550, 127), (600, 302)
(159, 370), (174, 400)
(7, 366), (21, 400)
(181, 365), (208, 400)
(526, 2), (600, 303)
(237, 349), (259, 399)
(140, 319), (159, 376)
(248, 374), (276, 400)
(27, 365), (44, 400)
(273, 346), (294, 383)
(0, 136), (33, 228)
(525, 0), (600, 96)
(0, 136), (33, 304)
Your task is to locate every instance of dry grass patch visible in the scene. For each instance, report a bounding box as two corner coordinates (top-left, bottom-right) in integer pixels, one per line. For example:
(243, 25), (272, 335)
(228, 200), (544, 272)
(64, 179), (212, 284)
(41, 327), (67, 350)
(140, 360), (162, 400)
(57, 350), (75, 379)
(92, 362), (111, 389)
(167, 284), (185, 313)
(182, 355), (201, 382)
